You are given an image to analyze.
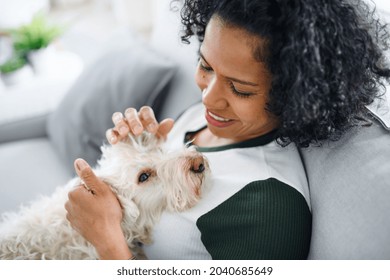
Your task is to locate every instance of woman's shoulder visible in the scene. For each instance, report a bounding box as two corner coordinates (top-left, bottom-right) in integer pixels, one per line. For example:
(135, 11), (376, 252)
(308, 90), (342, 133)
(196, 178), (312, 259)
(202, 141), (311, 211)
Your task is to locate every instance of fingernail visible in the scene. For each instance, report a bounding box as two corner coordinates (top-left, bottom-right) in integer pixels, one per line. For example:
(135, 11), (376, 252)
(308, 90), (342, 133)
(76, 159), (87, 171)
(113, 112), (123, 123)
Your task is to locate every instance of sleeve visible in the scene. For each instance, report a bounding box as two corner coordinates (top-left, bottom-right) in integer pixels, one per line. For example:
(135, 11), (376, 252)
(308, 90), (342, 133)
(196, 178), (312, 259)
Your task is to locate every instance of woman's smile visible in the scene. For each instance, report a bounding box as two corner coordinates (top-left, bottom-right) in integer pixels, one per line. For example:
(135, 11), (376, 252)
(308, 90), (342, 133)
(205, 110), (235, 128)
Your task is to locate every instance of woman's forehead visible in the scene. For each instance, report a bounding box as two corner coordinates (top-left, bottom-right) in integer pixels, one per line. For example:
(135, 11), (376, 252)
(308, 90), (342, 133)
(204, 15), (269, 61)
(201, 17), (269, 77)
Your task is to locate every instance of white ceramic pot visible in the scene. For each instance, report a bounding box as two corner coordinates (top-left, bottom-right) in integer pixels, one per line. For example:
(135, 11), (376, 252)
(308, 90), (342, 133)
(0, 77), (5, 92)
(0, 65), (34, 86)
(27, 45), (56, 75)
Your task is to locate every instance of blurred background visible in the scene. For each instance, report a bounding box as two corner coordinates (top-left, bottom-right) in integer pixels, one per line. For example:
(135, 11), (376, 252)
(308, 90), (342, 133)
(0, 0), (155, 64)
(0, 0), (160, 124)
(0, 0), (389, 124)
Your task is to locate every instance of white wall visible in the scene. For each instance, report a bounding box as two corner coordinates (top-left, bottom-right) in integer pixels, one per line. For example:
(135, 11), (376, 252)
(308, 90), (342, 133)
(0, 0), (50, 29)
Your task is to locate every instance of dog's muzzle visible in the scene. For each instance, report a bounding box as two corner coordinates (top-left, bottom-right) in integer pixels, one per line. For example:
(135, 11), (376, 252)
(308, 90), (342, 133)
(190, 154), (206, 174)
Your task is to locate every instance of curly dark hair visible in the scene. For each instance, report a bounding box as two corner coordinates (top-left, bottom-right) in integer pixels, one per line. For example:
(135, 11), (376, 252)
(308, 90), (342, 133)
(174, 0), (390, 147)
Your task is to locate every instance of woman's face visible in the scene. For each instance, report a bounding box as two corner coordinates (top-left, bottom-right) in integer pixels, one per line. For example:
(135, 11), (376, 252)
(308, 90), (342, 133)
(195, 16), (279, 142)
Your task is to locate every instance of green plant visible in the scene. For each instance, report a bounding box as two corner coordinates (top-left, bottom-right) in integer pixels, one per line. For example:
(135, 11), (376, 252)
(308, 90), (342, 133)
(0, 55), (27, 74)
(11, 14), (64, 53)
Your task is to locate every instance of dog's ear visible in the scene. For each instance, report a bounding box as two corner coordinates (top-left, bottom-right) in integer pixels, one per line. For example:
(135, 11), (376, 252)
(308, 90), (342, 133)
(121, 199), (140, 225)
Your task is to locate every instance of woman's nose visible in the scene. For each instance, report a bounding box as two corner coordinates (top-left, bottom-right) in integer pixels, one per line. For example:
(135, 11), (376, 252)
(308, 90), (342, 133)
(201, 77), (227, 108)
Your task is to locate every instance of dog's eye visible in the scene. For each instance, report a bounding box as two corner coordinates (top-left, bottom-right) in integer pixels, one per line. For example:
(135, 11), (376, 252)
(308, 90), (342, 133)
(138, 172), (150, 183)
(137, 168), (155, 184)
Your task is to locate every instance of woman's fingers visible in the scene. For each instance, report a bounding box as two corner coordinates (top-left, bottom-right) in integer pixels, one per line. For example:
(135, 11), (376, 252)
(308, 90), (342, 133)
(109, 106), (174, 144)
(106, 128), (119, 144)
(138, 106), (158, 134)
(156, 118), (175, 140)
(112, 112), (130, 138)
(65, 187), (86, 231)
(74, 158), (108, 195)
(124, 108), (144, 135)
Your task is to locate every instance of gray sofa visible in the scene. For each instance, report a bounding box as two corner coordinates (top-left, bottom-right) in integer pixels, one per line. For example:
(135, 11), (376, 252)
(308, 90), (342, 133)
(0, 0), (389, 259)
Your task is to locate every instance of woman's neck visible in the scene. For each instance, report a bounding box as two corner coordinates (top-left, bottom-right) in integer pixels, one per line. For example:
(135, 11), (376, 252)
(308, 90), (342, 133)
(192, 128), (236, 147)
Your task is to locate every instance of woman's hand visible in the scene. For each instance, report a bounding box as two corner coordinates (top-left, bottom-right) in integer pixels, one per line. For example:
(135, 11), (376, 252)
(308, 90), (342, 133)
(65, 158), (132, 260)
(106, 106), (174, 144)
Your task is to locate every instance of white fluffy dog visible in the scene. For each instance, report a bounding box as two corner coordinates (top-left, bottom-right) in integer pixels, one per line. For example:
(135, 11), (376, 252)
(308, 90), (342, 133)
(0, 132), (209, 259)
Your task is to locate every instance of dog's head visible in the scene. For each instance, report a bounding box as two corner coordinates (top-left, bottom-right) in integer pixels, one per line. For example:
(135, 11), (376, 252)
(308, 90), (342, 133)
(96, 132), (209, 230)
(155, 146), (210, 212)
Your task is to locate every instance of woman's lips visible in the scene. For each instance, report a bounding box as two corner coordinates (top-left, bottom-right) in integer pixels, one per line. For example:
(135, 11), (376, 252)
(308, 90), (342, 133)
(205, 110), (235, 128)
(208, 111), (231, 122)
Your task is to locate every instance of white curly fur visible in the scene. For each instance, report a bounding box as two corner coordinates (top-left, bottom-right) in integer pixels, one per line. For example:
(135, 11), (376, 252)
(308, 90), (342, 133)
(0, 132), (210, 259)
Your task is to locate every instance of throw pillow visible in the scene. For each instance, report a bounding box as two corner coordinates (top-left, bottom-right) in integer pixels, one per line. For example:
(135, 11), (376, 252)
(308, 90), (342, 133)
(47, 44), (176, 173)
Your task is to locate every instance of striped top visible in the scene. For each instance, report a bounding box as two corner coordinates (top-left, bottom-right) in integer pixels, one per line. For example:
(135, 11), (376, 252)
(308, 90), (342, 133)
(143, 103), (311, 259)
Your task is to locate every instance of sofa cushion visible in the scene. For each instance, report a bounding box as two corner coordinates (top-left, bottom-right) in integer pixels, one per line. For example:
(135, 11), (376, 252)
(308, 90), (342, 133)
(0, 138), (72, 214)
(47, 42), (176, 173)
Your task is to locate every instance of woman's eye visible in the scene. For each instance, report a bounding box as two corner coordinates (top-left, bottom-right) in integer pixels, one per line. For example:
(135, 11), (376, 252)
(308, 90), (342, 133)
(138, 172), (150, 183)
(199, 61), (212, 72)
(229, 83), (253, 98)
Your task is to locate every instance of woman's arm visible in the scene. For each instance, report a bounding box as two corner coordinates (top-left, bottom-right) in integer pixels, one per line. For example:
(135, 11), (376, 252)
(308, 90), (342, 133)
(197, 179), (312, 259)
(65, 158), (133, 260)
(65, 106), (174, 259)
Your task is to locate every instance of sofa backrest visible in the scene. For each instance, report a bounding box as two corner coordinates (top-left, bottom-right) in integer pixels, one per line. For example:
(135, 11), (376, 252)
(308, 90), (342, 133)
(303, 88), (390, 259)
(301, 116), (390, 259)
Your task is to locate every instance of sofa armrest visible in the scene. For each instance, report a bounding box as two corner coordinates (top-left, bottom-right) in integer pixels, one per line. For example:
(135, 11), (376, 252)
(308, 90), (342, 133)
(0, 114), (48, 144)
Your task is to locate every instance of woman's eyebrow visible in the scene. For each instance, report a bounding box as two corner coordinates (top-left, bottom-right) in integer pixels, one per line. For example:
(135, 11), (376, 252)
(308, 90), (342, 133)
(199, 51), (211, 66)
(227, 76), (259, 87)
(199, 50), (259, 87)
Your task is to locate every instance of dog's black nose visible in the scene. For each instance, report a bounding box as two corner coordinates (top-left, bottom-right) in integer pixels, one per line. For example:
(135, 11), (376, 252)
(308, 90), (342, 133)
(191, 155), (206, 173)
(192, 163), (205, 173)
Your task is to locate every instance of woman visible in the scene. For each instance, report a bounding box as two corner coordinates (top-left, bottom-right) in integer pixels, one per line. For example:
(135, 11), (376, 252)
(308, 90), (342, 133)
(65, 0), (390, 259)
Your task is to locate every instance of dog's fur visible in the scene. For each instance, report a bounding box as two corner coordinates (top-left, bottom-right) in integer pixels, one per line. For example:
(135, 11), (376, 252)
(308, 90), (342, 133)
(0, 132), (209, 259)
